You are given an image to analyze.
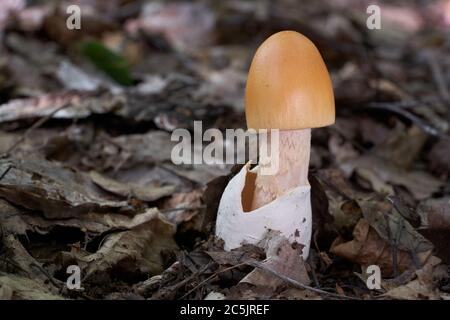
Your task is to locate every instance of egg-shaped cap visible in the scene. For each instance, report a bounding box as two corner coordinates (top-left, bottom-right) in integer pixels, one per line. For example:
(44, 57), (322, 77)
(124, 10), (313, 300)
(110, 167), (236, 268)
(245, 31), (335, 130)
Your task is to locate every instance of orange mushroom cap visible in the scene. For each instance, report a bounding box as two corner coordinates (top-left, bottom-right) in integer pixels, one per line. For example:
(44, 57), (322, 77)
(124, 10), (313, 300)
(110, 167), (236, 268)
(245, 30), (335, 130)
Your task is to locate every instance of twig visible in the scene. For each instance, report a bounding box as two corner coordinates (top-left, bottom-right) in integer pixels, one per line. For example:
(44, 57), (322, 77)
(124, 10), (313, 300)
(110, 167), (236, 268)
(246, 260), (361, 300)
(30, 262), (64, 288)
(160, 206), (206, 213)
(0, 165), (12, 181)
(1, 103), (71, 157)
(375, 97), (448, 109)
(179, 263), (246, 300)
(425, 51), (450, 101)
(364, 102), (450, 141)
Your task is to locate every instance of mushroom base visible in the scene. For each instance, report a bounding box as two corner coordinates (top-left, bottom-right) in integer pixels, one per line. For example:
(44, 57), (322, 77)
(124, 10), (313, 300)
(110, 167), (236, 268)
(215, 163), (312, 259)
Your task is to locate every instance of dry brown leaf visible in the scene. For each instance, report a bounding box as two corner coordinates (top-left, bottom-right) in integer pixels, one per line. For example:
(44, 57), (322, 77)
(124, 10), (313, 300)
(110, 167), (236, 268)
(417, 197), (450, 263)
(331, 218), (432, 277)
(418, 197), (450, 230)
(384, 256), (442, 300)
(0, 275), (63, 300)
(81, 209), (178, 281)
(0, 91), (124, 123)
(90, 170), (176, 202)
(342, 156), (443, 200)
(0, 158), (128, 218)
(240, 232), (310, 290)
(161, 190), (203, 226)
(427, 138), (450, 176)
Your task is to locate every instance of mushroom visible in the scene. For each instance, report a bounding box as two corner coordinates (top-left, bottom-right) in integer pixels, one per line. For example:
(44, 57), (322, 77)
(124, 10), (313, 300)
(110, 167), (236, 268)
(216, 30), (335, 259)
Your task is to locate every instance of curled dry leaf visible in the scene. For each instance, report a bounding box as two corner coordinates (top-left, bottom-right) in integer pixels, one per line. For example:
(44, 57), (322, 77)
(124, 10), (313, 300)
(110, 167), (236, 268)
(0, 158), (128, 219)
(75, 209), (178, 282)
(315, 169), (364, 236)
(0, 198), (170, 240)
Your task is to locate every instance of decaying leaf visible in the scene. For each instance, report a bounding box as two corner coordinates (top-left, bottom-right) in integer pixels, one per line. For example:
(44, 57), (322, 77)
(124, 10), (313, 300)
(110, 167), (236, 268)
(418, 197), (450, 230)
(331, 217), (432, 277)
(384, 256), (442, 300)
(0, 91), (125, 123)
(0, 0), (449, 302)
(342, 155), (443, 200)
(360, 198), (433, 255)
(331, 195), (434, 277)
(0, 233), (63, 299)
(90, 171), (176, 202)
(68, 209), (178, 283)
(0, 158), (128, 218)
(161, 189), (204, 228)
(0, 274), (63, 300)
(240, 231), (310, 290)
(417, 197), (450, 264)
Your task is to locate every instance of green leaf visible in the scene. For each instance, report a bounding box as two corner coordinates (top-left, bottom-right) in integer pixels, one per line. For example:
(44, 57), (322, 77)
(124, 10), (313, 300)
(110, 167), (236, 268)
(81, 40), (133, 86)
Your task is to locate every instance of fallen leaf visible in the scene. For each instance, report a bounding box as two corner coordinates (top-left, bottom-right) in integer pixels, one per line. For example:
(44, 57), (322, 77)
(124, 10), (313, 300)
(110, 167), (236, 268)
(90, 171), (176, 202)
(342, 155), (443, 200)
(417, 197), (450, 263)
(427, 138), (450, 177)
(418, 197), (450, 230)
(0, 91), (125, 123)
(331, 217), (432, 277)
(0, 158), (128, 219)
(240, 231), (310, 290)
(384, 256), (442, 300)
(0, 275), (63, 300)
(79, 209), (178, 282)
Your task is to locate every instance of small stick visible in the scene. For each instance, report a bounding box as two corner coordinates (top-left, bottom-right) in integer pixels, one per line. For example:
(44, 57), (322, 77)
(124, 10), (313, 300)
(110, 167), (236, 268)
(364, 103), (450, 141)
(2, 103), (70, 157)
(246, 260), (361, 300)
(425, 51), (450, 101)
(179, 263), (246, 300)
(160, 206), (206, 213)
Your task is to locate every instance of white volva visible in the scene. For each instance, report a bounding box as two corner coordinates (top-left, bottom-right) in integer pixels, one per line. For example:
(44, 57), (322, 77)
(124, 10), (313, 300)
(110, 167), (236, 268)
(215, 163), (312, 260)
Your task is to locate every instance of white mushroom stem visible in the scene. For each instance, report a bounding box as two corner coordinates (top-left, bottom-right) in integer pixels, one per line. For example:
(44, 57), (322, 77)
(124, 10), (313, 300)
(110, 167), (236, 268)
(251, 129), (311, 210)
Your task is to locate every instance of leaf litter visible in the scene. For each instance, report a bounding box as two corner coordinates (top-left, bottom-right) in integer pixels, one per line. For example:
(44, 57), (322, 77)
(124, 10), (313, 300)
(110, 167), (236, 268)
(0, 0), (449, 300)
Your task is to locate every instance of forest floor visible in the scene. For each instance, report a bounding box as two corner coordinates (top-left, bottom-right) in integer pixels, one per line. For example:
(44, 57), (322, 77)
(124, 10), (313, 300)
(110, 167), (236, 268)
(0, 0), (449, 300)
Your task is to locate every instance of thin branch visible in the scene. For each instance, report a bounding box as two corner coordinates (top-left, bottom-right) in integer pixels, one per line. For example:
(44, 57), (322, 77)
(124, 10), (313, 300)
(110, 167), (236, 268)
(246, 260), (361, 300)
(364, 103), (450, 141)
(425, 51), (450, 101)
(179, 263), (246, 300)
(1, 103), (71, 157)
